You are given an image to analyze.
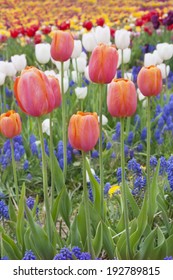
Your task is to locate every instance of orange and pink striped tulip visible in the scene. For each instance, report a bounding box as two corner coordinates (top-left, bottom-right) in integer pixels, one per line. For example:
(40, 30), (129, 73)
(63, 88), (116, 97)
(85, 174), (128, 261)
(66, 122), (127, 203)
(0, 110), (22, 138)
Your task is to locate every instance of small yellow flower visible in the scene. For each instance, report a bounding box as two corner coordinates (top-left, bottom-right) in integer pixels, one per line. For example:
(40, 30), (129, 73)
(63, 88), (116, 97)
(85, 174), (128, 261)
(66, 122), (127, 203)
(108, 185), (120, 198)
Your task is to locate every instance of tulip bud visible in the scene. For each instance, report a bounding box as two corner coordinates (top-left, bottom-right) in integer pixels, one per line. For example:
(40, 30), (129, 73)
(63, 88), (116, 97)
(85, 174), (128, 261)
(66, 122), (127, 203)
(71, 40), (82, 58)
(55, 59), (70, 71)
(50, 30), (74, 62)
(107, 78), (137, 117)
(137, 66), (162, 97)
(84, 66), (91, 82)
(11, 54), (27, 72)
(89, 44), (118, 84)
(35, 43), (51, 64)
(153, 50), (163, 65)
(117, 48), (131, 67)
(98, 114), (108, 125)
(115, 29), (131, 50)
(94, 25), (110, 45)
(56, 74), (69, 93)
(144, 53), (156, 67)
(82, 32), (97, 52)
(0, 110), (22, 138)
(75, 87), (87, 99)
(68, 111), (99, 152)
(6, 62), (17, 77)
(156, 43), (173, 61)
(0, 61), (8, 75)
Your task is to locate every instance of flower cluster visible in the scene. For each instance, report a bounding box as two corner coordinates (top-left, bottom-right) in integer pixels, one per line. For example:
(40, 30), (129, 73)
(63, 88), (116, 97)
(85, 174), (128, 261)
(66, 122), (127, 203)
(53, 246), (91, 260)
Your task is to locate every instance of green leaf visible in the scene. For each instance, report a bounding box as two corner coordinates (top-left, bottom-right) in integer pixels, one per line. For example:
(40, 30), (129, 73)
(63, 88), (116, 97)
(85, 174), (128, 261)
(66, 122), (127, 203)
(130, 194), (148, 254)
(59, 186), (72, 228)
(77, 203), (87, 250)
(25, 203), (54, 259)
(68, 216), (83, 249)
(157, 194), (170, 233)
(148, 160), (160, 224)
(8, 198), (17, 223)
(166, 234), (173, 256)
(51, 189), (62, 223)
(126, 184), (139, 217)
(46, 153), (64, 193)
(92, 222), (103, 257)
(102, 221), (115, 259)
(2, 233), (22, 260)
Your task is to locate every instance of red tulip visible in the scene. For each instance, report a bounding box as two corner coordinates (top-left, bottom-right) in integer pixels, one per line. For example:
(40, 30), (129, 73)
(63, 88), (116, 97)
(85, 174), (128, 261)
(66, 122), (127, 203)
(14, 67), (56, 117)
(0, 110), (22, 138)
(83, 21), (93, 31)
(107, 78), (137, 117)
(47, 76), (62, 109)
(50, 30), (74, 62)
(137, 66), (162, 97)
(96, 18), (105, 27)
(89, 44), (118, 84)
(68, 111), (99, 152)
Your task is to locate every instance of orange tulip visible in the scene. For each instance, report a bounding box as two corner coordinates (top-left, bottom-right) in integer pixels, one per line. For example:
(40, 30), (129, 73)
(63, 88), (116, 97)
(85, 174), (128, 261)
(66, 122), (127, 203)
(50, 30), (74, 62)
(0, 110), (21, 138)
(68, 111), (99, 152)
(107, 78), (137, 117)
(137, 65), (162, 97)
(14, 67), (57, 117)
(88, 44), (118, 84)
(47, 75), (62, 109)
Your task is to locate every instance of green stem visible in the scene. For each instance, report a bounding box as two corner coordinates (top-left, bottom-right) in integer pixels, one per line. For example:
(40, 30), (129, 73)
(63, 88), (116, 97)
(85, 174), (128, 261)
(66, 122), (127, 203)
(125, 117), (131, 137)
(82, 151), (95, 259)
(61, 62), (67, 181)
(10, 139), (19, 204)
(49, 112), (54, 209)
(37, 117), (52, 242)
(165, 64), (168, 103)
(120, 117), (132, 259)
(146, 97), (151, 195)
(99, 84), (104, 221)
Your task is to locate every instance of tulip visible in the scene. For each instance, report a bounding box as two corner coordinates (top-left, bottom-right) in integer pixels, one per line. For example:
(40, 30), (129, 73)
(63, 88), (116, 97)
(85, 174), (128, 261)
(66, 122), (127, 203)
(144, 53), (156, 67)
(94, 25), (110, 45)
(0, 110), (22, 203)
(14, 66), (56, 116)
(137, 66), (162, 97)
(115, 29), (131, 50)
(35, 43), (51, 64)
(98, 114), (108, 126)
(157, 63), (170, 79)
(50, 30), (74, 62)
(89, 44), (118, 84)
(0, 110), (21, 138)
(11, 54), (27, 72)
(6, 62), (17, 77)
(56, 73), (69, 93)
(153, 50), (163, 65)
(0, 61), (8, 75)
(71, 40), (82, 58)
(82, 32), (97, 52)
(72, 56), (87, 73)
(107, 78), (137, 117)
(68, 111), (99, 152)
(117, 48), (131, 68)
(75, 87), (87, 100)
(42, 118), (51, 136)
(156, 43), (173, 61)
(55, 59), (70, 72)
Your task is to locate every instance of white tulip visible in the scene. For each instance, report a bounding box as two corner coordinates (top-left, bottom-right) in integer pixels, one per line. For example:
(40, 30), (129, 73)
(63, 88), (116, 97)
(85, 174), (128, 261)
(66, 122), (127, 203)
(11, 54), (27, 72)
(35, 43), (51, 64)
(98, 114), (108, 126)
(42, 119), (51, 136)
(84, 65), (91, 82)
(0, 72), (6, 86)
(153, 50), (163, 65)
(6, 62), (17, 77)
(82, 32), (97, 52)
(56, 74), (69, 93)
(157, 63), (170, 79)
(144, 53), (156, 67)
(137, 88), (145, 101)
(117, 48), (131, 67)
(95, 25), (110, 45)
(55, 59), (70, 71)
(72, 57), (87, 73)
(71, 40), (82, 58)
(115, 29), (131, 50)
(75, 87), (87, 99)
(80, 51), (87, 60)
(156, 43), (173, 61)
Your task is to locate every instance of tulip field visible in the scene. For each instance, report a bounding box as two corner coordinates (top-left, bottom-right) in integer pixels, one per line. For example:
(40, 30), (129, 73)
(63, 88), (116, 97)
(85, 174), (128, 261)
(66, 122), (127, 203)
(1, 1), (173, 261)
